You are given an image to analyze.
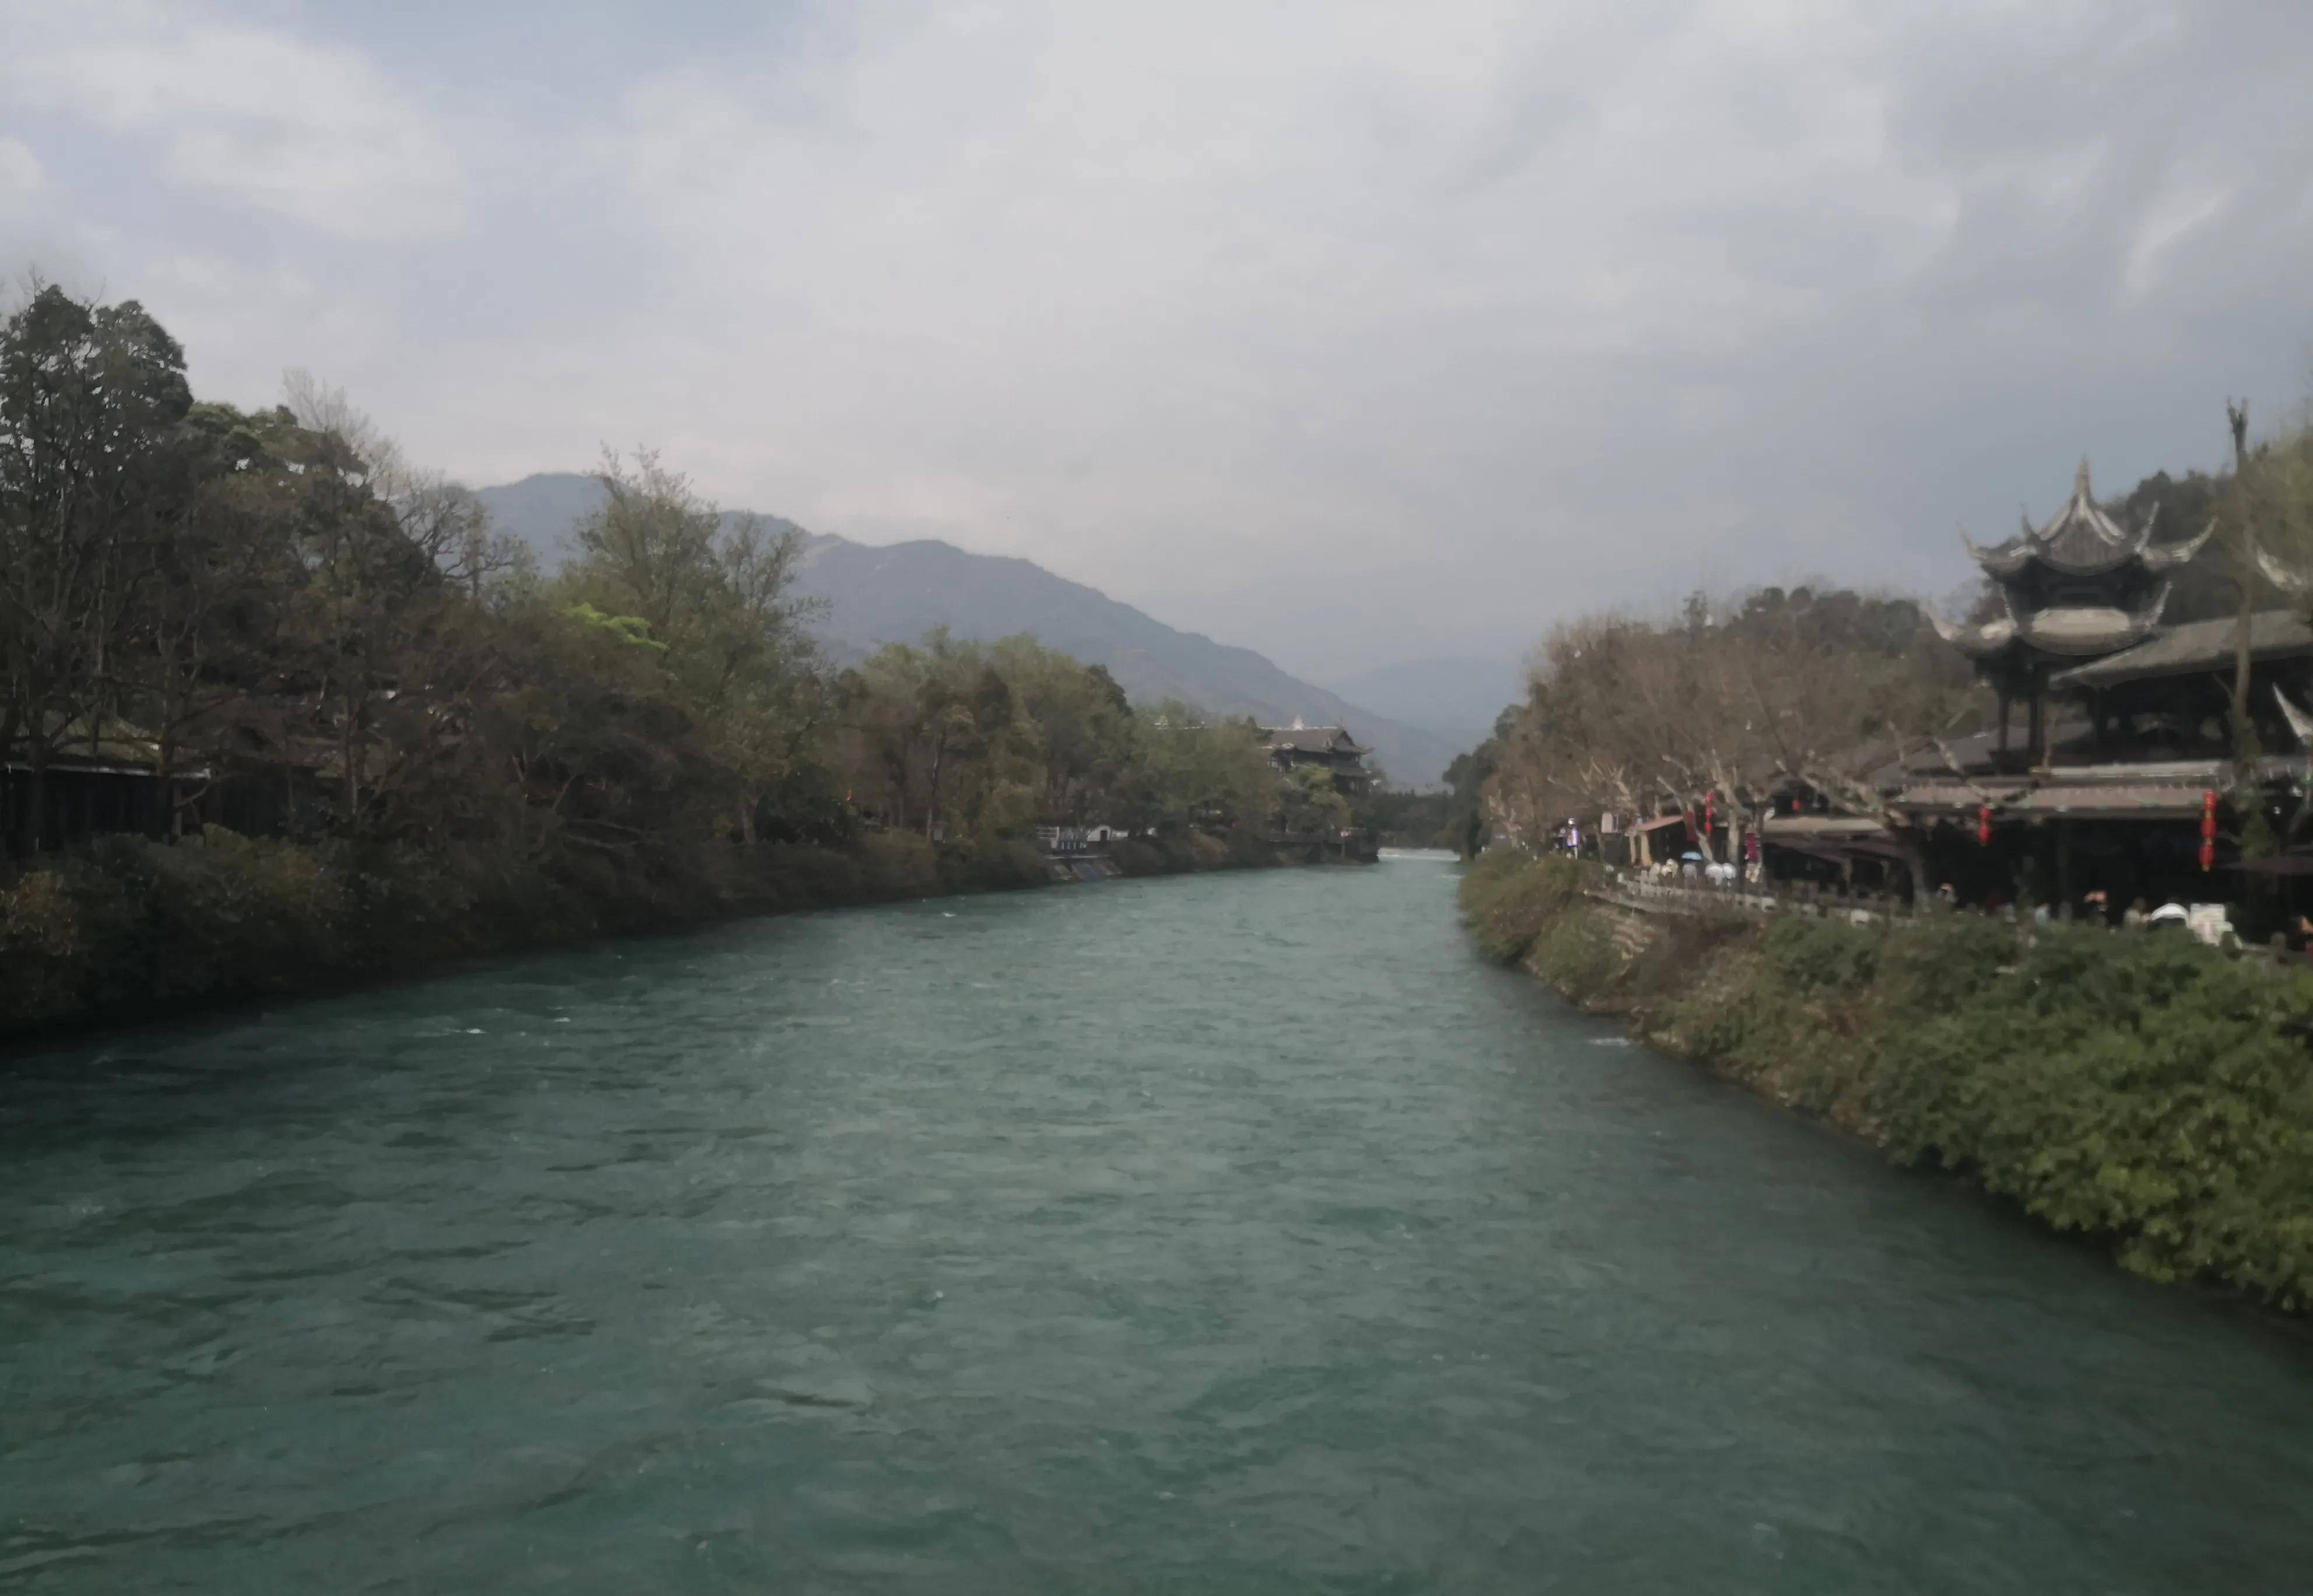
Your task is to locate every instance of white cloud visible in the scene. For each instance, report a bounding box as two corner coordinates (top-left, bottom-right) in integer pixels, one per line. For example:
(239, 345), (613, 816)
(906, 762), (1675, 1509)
(1, 0), (468, 241)
(6, 0), (2312, 678)
(0, 136), (41, 196)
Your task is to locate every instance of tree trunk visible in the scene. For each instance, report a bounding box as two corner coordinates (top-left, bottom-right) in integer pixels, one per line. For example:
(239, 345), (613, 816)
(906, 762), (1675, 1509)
(0, 701), (17, 862)
(24, 739), (48, 856)
(1899, 832), (1932, 909)
(925, 734), (946, 839)
(155, 725), (176, 841)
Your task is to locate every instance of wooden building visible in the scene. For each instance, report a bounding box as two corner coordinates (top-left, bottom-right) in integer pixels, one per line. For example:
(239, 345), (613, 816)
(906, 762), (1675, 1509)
(1260, 723), (1375, 795)
(1894, 582), (2313, 926)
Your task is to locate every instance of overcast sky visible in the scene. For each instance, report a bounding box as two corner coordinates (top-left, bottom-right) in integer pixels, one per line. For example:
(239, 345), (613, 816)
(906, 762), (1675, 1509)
(5, 0), (2311, 684)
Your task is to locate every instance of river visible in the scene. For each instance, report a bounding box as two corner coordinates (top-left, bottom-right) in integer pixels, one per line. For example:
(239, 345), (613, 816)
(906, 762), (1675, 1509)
(3, 856), (2311, 1592)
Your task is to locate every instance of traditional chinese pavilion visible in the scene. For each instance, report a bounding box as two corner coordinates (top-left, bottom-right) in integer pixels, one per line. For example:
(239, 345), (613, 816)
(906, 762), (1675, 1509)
(1932, 461), (2213, 766)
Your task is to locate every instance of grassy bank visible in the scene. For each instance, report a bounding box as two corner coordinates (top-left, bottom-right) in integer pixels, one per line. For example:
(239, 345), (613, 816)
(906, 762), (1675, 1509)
(0, 828), (1278, 1046)
(1460, 851), (2313, 1310)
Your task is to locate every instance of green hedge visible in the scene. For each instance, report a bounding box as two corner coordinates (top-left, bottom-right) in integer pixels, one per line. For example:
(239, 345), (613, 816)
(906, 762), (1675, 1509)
(1461, 854), (2313, 1310)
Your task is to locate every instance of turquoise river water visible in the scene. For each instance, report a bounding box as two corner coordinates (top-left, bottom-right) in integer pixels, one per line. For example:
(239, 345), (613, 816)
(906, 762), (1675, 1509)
(3, 856), (2312, 1593)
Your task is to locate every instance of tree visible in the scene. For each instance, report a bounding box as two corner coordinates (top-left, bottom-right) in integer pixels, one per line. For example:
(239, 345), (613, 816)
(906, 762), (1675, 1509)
(1127, 705), (1276, 835)
(1277, 764), (1351, 836)
(1484, 585), (1983, 891)
(561, 448), (826, 841)
(0, 284), (194, 853)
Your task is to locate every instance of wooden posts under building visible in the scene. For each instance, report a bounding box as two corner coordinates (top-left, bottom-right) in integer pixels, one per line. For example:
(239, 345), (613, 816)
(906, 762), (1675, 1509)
(2055, 817), (2074, 913)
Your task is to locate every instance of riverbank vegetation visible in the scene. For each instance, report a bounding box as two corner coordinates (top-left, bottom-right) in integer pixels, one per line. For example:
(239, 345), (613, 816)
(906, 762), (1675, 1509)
(1461, 853), (2313, 1310)
(0, 284), (1347, 1040)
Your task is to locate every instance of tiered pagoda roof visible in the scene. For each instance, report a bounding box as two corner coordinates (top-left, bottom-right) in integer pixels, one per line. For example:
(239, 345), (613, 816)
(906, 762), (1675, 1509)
(1933, 586), (2173, 662)
(1931, 460), (2212, 685)
(1958, 460), (2213, 579)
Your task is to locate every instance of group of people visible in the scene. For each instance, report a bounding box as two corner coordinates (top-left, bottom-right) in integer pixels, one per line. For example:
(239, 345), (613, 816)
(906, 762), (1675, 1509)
(1924, 883), (2248, 943)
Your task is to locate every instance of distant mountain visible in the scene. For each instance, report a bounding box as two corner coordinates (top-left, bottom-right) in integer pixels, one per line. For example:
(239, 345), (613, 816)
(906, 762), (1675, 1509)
(476, 472), (627, 571)
(474, 473), (1461, 786)
(1323, 656), (1525, 749)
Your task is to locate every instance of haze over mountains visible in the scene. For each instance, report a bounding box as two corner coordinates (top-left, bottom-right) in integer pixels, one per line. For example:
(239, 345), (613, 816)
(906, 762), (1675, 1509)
(475, 474), (1484, 787)
(1322, 657), (1523, 751)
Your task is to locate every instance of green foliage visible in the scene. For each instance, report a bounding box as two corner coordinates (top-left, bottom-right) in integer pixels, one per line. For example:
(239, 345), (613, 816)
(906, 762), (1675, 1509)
(1758, 917), (1882, 993)
(1530, 908), (1620, 999)
(1865, 927), (2313, 1300)
(1277, 764), (1352, 836)
(1440, 707), (1514, 858)
(563, 602), (667, 651)
(1653, 913), (2313, 1310)
(1457, 871), (2313, 1309)
(0, 289), (1320, 1040)
(1455, 849), (1586, 964)
(1352, 785), (1451, 846)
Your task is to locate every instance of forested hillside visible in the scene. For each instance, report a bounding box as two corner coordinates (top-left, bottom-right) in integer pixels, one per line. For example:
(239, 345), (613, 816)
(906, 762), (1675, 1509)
(0, 287), (1362, 1035)
(477, 473), (1459, 786)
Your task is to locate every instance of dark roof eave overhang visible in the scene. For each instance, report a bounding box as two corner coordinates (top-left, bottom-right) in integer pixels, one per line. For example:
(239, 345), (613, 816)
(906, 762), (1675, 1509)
(2052, 649), (2313, 691)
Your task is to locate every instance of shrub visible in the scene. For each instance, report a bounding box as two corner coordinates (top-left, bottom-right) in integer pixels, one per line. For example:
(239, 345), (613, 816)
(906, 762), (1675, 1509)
(1108, 838), (1164, 877)
(0, 815), (1288, 1045)
(1530, 906), (1620, 1000)
(1759, 916), (1882, 993)
(1201, 829), (1250, 868)
(1478, 897), (2313, 1309)
(1869, 926), (2313, 1303)
(855, 831), (942, 898)
(1457, 850), (1585, 964)
(940, 839), (1050, 894)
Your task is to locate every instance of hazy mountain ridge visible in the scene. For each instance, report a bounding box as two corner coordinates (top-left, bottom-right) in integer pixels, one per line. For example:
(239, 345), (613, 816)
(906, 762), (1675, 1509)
(1321, 655), (1525, 750)
(475, 473), (1461, 785)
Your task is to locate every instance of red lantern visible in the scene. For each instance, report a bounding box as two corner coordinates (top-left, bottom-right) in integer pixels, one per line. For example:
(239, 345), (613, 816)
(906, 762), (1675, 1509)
(2200, 789), (2218, 871)
(1976, 803), (1992, 847)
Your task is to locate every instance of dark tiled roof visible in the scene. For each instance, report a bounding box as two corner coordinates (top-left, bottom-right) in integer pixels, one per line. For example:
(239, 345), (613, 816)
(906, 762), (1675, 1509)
(1962, 461), (2209, 579)
(1895, 776), (2213, 820)
(2049, 609), (2313, 688)
(1261, 726), (1370, 756)
(2001, 783), (2211, 818)
(1759, 814), (1890, 838)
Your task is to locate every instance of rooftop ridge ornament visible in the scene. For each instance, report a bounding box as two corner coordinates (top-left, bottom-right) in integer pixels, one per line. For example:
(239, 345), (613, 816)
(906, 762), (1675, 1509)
(2275, 683), (2313, 751)
(2142, 516), (2216, 575)
(1929, 588), (2020, 659)
(2253, 535), (2311, 597)
(1955, 457), (2198, 581)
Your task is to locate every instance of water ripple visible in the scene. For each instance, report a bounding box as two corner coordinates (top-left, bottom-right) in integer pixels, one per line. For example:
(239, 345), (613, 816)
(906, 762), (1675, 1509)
(3, 864), (2312, 1591)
